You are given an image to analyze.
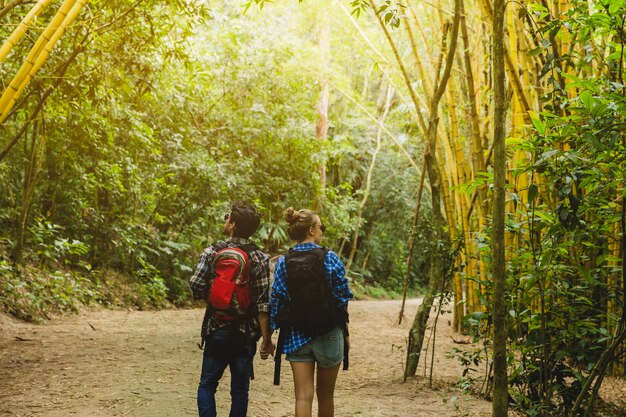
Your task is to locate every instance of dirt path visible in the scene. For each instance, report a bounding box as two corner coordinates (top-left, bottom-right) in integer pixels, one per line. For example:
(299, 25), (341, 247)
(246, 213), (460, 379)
(0, 299), (492, 417)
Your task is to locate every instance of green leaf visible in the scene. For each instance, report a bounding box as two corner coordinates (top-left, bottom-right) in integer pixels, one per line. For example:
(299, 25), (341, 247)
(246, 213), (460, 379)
(579, 90), (595, 110)
(585, 133), (604, 151)
(591, 102), (610, 117)
(609, 0), (624, 14)
(590, 13), (611, 28)
(528, 184), (538, 204)
(529, 111), (546, 135)
(606, 51), (623, 61)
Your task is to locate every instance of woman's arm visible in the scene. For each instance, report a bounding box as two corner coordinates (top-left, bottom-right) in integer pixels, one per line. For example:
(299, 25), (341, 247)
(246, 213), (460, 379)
(326, 250), (354, 307)
(269, 255), (288, 330)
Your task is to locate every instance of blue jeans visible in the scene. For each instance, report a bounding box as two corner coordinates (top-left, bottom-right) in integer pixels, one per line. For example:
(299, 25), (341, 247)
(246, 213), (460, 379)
(197, 327), (256, 417)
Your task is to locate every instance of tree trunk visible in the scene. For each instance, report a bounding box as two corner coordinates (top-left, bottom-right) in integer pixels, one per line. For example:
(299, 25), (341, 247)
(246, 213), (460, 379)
(14, 116), (41, 263)
(398, 159), (427, 325)
(404, 0), (462, 379)
(491, 0), (508, 412)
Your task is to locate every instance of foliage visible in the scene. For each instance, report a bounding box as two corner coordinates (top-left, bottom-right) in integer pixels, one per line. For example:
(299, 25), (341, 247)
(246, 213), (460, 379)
(0, 0), (431, 319)
(0, 261), (98, 322)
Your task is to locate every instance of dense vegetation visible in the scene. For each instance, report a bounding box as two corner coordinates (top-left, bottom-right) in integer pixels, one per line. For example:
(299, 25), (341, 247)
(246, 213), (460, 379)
(0, 1), (427, 321)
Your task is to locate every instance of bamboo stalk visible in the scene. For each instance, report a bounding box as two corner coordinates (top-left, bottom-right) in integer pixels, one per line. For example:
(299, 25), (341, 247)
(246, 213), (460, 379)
(476, 0), (532, 121)
(402, 7), (433, 99)
(0, 0), (88, 125)
(0, 0), (77, 116)
(440, 92), (461, 237)
(438, 134), (456, 237)
(454, 197), (471, 331)
(368, 0), (426, 138)
(0, 0), (54, 64)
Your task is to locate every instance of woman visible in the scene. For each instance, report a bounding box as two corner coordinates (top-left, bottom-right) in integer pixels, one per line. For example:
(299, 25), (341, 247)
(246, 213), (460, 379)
(268, 207), (353, 417)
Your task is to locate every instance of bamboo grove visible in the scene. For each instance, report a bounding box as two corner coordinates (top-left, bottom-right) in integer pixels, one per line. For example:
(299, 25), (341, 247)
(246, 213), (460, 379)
(352, 0), (626, 413)
(1, 0), (625, 415)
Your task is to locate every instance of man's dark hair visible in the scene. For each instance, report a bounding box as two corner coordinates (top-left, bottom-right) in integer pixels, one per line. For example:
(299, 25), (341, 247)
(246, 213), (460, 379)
(230, 202), (261, 239)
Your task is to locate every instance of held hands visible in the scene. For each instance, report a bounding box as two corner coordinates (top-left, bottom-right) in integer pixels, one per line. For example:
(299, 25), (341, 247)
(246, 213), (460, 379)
(259, 338), (275, 360)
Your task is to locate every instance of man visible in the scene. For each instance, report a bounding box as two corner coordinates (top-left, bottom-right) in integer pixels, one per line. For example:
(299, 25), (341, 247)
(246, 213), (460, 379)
(190, 202), (275, 417)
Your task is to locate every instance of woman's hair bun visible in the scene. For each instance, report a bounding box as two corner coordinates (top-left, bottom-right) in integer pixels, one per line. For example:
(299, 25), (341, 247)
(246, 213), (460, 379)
(284, 207), (297, 223)
(283, 207), (317, 241)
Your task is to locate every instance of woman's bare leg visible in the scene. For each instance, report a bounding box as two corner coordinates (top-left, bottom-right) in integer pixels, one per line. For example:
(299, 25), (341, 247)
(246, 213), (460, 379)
(290, 361), (316, 417)
(316, 364), (340, 417)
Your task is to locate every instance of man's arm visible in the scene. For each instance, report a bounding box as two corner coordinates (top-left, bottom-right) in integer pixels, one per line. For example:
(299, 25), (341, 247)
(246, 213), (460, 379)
(250, 251), (275, 359)
(257, 312), (275, 359)
(189, 249), (216, 299)
(189, 250), (213, 300)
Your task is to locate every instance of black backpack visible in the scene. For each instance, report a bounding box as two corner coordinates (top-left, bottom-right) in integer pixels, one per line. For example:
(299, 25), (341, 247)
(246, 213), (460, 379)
(275, 247), (344, 338)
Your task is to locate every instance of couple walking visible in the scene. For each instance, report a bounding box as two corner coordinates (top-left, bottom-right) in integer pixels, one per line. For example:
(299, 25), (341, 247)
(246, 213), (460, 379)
(189, 202), (353, 417)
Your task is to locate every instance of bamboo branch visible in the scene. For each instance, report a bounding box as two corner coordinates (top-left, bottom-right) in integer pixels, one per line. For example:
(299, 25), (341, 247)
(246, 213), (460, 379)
(317, 71), (422, 173)
(368, 50), (428, 133)
(93, 0), (147, 34)
(345, 84), (393, 275)
(402, 14), (433, 99)
(0, 0), (86, 124)
(0, 0), (53, 65)
(0, 38), (86, 162)
(335, 0), (388, 65)
(369, 0), (426, 137)
(0, 0), (184, 161)
(0, 0), (33, 21)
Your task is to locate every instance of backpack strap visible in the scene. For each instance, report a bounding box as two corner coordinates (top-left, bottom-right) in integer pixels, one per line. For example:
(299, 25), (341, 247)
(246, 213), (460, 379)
(285, 246), (328, 260)
(273, 329), (285, 385)
(342, 320), (349, 370)
(212, 241), (229, 251)
(238, 242), (259, 254)
(306, 248), (350, 371)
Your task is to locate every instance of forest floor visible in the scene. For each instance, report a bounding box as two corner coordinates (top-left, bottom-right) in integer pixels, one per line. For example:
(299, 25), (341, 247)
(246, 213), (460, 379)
(1, 298), (624, 417)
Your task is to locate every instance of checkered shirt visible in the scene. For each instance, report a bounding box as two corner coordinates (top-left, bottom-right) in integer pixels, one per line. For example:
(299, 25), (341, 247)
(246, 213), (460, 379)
(189, 237), (270, 340)
(270, 242), (353, 354)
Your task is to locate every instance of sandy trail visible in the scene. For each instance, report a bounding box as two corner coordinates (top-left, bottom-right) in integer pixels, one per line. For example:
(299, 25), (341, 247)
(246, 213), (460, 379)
(0, 299), (492, 417)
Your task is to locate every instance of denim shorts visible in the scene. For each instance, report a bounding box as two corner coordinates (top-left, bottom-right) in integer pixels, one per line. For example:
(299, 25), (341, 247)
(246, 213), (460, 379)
(286, 326), (344, 368)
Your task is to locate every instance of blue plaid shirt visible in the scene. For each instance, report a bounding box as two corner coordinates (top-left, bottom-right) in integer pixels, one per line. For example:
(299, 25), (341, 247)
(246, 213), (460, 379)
(270, 242), (353, 354)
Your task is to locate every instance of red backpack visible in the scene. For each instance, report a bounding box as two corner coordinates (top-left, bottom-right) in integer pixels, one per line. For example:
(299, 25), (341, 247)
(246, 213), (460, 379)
(208, 244), (255, 320)
(198, 242), (258, 349)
